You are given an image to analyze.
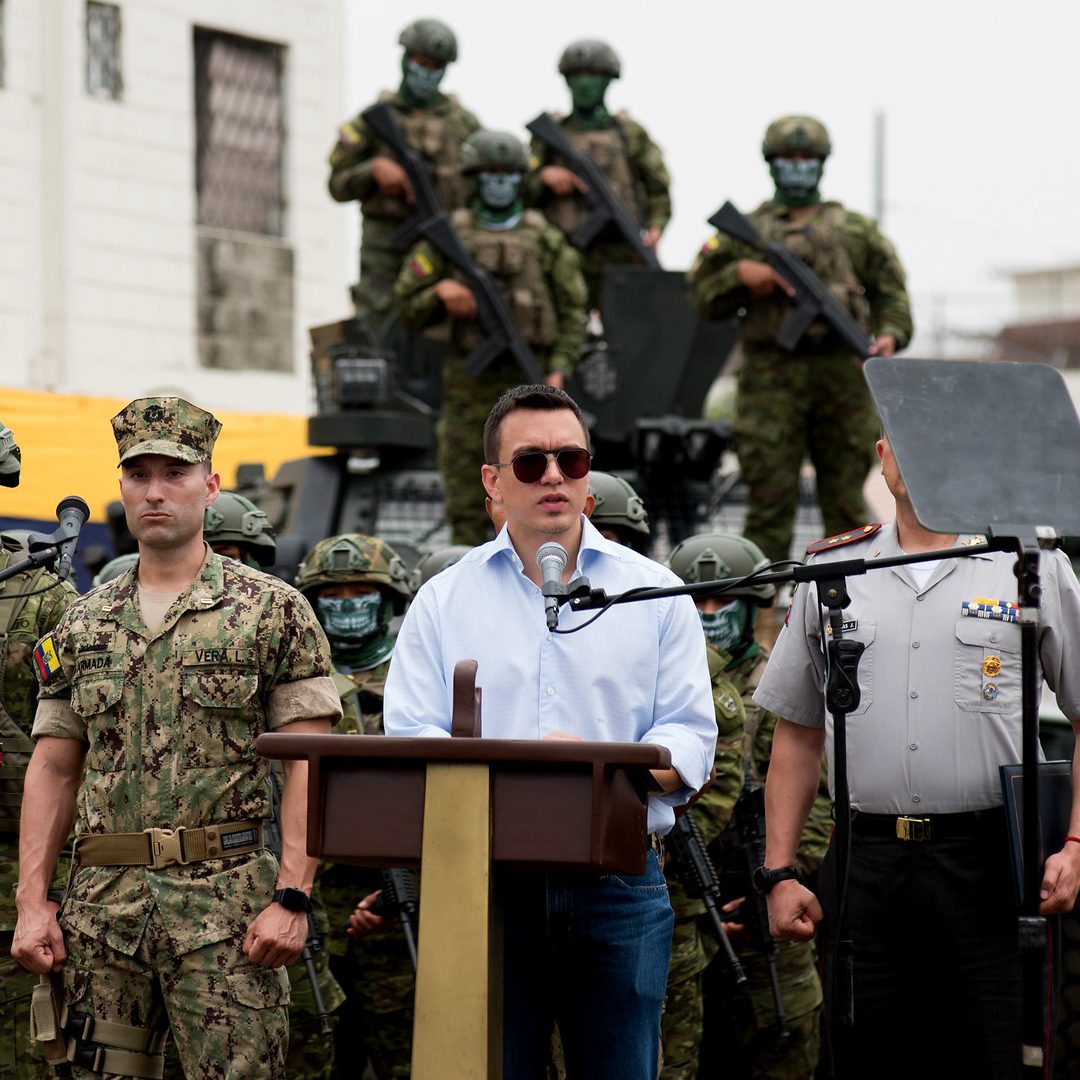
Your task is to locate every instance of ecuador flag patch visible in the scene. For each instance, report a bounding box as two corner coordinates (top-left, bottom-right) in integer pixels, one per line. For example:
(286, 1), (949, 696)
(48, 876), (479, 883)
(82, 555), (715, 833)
(34, 635), (62, 684)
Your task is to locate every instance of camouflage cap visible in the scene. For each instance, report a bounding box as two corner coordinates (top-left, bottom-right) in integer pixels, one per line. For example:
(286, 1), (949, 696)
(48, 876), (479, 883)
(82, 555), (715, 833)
(111, 397), (222, 466)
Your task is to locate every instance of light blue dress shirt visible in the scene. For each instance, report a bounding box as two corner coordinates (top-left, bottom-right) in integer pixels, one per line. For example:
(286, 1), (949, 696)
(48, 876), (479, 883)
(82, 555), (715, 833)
(384, 517), (718, 834)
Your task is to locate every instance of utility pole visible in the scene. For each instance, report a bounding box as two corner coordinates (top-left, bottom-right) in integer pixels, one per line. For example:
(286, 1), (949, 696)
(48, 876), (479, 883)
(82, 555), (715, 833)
(872, 110), (886, 227)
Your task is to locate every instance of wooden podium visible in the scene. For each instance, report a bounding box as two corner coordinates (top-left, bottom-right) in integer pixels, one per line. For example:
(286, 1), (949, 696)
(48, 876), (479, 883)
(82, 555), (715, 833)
(257, 660), (669, 1079)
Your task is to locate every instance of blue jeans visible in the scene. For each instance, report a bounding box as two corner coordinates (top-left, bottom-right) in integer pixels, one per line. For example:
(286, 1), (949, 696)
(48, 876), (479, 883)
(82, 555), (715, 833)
(498, 850), (674, 1080)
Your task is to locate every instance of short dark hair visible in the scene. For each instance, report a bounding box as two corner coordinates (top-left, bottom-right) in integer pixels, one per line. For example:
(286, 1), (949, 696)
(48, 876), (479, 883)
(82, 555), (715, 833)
(482, 384), (591, 464)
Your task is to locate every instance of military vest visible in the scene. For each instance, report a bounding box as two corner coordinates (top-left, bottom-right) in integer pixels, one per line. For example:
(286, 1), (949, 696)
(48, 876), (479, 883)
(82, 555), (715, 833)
(362, 91), (468, 220)
(0, 546), (51, 831)
(446, 208), (559, 350)
(541, 114), (646, 239)
(740, 202), (871, 349)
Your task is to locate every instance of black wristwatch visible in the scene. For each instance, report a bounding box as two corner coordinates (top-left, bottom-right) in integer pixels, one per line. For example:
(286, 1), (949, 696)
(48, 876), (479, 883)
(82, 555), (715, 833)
(272, 887), (312, 913)
(752, 864), (799, 895)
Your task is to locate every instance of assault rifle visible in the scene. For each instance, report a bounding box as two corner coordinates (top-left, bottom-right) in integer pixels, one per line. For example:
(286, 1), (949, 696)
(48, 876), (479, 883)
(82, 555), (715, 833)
(526, 111), (660, 268)
(666, 811), (746, 986)
(727, 785), (790, 1036)
(369, 867), (420, 970)
(361, 101), (444, 252)
(707, 200), (874, 359)
(419, 212), (544, 384)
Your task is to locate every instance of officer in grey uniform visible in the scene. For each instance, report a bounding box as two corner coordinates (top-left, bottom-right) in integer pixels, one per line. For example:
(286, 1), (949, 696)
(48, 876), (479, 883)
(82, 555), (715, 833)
(755, 434), (1080, 1079)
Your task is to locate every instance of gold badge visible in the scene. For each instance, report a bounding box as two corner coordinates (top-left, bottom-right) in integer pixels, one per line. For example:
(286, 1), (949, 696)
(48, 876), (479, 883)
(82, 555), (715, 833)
(982, 655), (1002, 678)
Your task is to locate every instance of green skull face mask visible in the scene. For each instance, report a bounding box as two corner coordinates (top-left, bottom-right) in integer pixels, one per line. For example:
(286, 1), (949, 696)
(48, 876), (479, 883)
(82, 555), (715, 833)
(769, 157), (823, 206)
(317, 593), (383, 644)
(401, 57), (446, 104)
(699, 599), (749, 653)
(567, 73), (611, 114)
(477, 171), (523, 210)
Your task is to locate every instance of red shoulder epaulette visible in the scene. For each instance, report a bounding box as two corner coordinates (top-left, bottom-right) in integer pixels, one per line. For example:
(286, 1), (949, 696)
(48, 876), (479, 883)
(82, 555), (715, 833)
(805, 522), (882, 557)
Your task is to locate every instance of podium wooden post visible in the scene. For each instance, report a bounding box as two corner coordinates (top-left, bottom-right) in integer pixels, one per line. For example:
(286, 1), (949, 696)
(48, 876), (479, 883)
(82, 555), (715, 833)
(257, 660), (668, 1079)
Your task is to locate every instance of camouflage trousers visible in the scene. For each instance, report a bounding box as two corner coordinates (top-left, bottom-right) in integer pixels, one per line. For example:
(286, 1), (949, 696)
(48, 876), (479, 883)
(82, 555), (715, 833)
(698, 940), (823, 1079)
(734, 348), (878, 564)
(660, 911), (717, 1080)
(320, 865), (415, 1079)
(63, 906), (289, 1079)
(0, 944), (65, 1079)
(439, 352), (532, 546)
(353, 230), (405, 322)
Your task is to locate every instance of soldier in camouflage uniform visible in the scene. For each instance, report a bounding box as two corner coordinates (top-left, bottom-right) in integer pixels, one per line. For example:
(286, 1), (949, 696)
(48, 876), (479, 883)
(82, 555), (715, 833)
(12, 397), (342, 1079)
(328, 18), (481, 319)
(530, 39), (671, 311)
(0, 422), (77, 1078)
(153, 496), (345, 1080)
(395, 129), (587, 545)
(669, 533), (829, 1079)
(687, 116), (913, 565)
(294, 534), (416, 1079)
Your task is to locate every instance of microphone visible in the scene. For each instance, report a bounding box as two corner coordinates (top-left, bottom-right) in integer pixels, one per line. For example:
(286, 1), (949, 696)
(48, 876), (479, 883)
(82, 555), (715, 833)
(536, 542), (568, 632)
(29, 496), (90, 582)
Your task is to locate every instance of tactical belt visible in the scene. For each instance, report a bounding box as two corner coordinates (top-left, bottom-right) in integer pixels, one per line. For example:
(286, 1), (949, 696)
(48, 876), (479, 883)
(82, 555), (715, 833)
(852, 807), (1004, 843)
(75, 821), (264, 870)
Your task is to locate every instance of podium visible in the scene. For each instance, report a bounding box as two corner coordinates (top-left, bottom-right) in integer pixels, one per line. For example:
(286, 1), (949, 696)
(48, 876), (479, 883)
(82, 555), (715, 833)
(257, 660), (669, 1079)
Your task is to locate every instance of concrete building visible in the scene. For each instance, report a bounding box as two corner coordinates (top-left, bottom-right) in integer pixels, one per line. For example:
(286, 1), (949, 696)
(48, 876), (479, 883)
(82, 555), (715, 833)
(0, 0), (349, 414)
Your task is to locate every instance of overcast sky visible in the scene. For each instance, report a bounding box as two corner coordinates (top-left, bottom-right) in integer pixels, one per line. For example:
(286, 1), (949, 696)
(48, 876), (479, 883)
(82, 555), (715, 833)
(342, 0), (1080, 355)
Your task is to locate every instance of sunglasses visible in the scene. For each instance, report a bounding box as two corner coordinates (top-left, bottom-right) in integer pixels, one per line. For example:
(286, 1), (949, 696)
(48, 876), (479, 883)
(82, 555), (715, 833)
(492, 448), (593, 484)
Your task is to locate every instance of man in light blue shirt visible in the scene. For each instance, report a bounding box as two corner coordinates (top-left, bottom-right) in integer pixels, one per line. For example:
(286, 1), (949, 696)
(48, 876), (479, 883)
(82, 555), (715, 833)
(385, 384), (716, 1079)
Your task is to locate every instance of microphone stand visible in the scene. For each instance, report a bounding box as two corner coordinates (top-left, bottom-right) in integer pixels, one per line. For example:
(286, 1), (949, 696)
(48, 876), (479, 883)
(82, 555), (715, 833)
(564, 532), (1051, 1075)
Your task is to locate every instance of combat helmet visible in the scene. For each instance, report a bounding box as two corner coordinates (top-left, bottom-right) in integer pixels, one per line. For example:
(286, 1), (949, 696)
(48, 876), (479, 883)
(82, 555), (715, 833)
(93, 552), (140, 587)
(558, 39), (621, 78)
(668, 533), (775, 604)
(203, 492), (277, 567)
(295, 534), (411, 613)
(398, 18), (458, 65)
(761, 115), (832, 160)
(588, 472), (650, 553)
(461, 130), (530, 174)
(0, 424), (21, 488)
(410, 545), (471, 592)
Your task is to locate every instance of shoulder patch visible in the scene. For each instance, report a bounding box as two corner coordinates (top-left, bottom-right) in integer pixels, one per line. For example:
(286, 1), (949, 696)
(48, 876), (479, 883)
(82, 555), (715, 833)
(700, 234), (721, 256)
(34, 634), (63, 684)
(336, 121), (362, 149)
(805, 522), (882, 556)
(409, 251), (434, 280)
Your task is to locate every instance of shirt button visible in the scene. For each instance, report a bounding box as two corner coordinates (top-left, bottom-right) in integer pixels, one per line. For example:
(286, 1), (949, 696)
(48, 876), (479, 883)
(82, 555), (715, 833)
(912, 641), (920, 649)
(916, 594), (925, 601)
(909, 741), (918, 750)
(546, 686), (555, 696)
(912, 793), (922, 803)
(910, 690), (918, 699)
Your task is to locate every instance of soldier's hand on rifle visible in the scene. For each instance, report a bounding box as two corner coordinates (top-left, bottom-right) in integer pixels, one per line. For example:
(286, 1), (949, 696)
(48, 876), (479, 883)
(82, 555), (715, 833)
(539, 165), (588, 197)
(719, 895), (750, 942)
(347, 891), (387, 937)
(642, 227), (662, 250)
(736, 259), (796, 299)
(868, 334), (897, 358)
(371, 157), (415, 204)
(765, 878), (822, 943)
(435, 279), (478, 320)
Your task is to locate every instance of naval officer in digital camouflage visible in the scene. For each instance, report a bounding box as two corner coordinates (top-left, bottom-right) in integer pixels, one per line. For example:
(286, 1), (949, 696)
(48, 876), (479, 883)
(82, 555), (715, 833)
(12, 397), (341, 1079)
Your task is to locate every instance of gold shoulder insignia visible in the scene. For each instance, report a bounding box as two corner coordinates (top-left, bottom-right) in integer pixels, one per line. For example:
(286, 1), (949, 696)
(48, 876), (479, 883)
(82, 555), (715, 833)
(805, 522), (882, 557)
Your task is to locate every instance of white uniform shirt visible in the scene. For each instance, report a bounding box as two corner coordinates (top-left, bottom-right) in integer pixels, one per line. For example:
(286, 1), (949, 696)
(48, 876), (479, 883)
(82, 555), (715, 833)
(754, 521), (1080, 814)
